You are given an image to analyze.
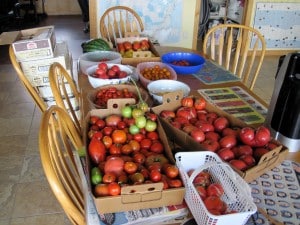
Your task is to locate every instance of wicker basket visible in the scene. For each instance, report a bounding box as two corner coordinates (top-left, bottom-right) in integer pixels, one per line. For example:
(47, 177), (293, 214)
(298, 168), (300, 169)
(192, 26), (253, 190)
(175, 151), (257, 225)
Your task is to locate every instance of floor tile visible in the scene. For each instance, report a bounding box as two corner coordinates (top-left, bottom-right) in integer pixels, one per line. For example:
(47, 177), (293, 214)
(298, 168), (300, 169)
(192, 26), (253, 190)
(11, 181), (63, 218)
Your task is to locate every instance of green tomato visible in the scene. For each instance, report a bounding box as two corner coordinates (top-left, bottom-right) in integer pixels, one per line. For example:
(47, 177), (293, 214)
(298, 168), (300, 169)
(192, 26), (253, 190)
(135, 116), (147, 129)
(121, 106), (132, 118)
(132, 108), (144, 119)
(91, 167), (102, 185)
(129, 124), (140, 134)
(145, 119), (157, 132)
(138, 102), (149, 112)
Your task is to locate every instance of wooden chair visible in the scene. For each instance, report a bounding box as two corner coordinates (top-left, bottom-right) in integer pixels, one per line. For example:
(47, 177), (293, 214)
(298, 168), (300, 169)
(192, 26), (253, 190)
(49, 62), (82, 135)
(100, 5), (144, 47)
(203, 23), (266, 90)
(9, 45), (48, 112)
(39, 105), (85, 225)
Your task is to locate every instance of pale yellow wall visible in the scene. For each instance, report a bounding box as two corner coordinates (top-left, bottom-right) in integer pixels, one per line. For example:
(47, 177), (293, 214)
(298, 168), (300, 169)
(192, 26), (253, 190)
(40, 0), (81, 15)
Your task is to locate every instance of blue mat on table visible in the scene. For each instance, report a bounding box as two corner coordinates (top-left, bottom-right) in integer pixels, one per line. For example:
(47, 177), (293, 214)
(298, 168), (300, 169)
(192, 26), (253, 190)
(192, 60), (240, 84)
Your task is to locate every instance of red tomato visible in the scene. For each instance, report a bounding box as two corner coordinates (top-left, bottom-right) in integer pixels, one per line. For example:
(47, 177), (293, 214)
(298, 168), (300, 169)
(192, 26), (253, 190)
(167, 178), (183, 188)
(112, 129), (127, 144)
(207, 183), (224, 197)
(102, 173), (117, 184)
(109, 143), (122, 155)
(146, 131), (159, 140)
(150, 170), (162, 182)
(213, 117), (230, 133)
(121, 144), (133, 155)
(196, 185), (207, 200)
(140, 138), (152, 149)
(176, 106), (197, 120)
(190, 129), (205, 143)
(108, 182), (121, 196)
(123, 161), (138, 174)
(194, 98), (206, 110)
(90, 115), (100, 125)
(163, 164), (179, 179)
(181, 97), (194, 107)
(150, 141), (164, 153)
(229, 159), (248, 171)
(88, 138), (106, 164)
(204, 196), (226, 214)
(133, 133), (145, 142)
(104, 156), (124, 176)
(217, 148), (235, 162)
(133, 152), (146, 164)
(95, 119), (106, 129)
(219, 135), (237, 149)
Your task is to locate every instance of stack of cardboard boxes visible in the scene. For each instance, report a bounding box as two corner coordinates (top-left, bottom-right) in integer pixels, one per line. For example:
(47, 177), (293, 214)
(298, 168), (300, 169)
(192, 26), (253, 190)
(1, 25), (79, 114)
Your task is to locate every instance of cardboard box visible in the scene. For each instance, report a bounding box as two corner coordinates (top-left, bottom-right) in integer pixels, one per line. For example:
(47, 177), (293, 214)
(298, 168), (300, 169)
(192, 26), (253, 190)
(20, 41), (72, 87)
(116, 36), (160, 67)
(151, 91), (289, 183)
(84, 98), (185, 214)
(0, 26), (56, 61)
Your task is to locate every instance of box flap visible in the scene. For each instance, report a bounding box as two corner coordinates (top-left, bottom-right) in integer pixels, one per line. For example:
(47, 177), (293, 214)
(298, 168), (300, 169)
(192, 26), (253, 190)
(0, 31), (20, 45)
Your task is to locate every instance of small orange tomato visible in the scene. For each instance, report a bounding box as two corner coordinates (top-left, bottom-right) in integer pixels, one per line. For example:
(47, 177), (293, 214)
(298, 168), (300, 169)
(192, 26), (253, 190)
(112, 129), (127, 144)
(102, 173), (117, 184)
(94, 184), (109, 197)
(181, 97), (194, 107)
(123, 161), (138, 174)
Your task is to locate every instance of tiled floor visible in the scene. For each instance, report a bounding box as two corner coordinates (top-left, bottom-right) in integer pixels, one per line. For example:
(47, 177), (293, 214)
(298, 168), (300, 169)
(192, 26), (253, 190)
(0, 15), (280, 225)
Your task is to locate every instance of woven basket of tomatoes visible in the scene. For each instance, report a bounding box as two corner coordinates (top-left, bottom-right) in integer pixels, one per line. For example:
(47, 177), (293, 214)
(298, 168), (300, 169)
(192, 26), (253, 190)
(175, 151), (257, 225)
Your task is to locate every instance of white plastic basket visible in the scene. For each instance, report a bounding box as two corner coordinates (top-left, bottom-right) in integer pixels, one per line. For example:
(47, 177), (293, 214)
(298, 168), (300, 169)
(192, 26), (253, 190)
(175, 151), (257, 225)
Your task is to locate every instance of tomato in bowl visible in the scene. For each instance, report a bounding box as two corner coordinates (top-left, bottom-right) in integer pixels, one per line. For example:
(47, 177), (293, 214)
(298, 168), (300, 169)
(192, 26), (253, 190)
(161, 52), (206, 74)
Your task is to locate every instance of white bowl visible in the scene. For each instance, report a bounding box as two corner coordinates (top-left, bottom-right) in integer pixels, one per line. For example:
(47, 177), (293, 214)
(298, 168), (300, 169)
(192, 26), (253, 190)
(79, 51), (122, 74)
(86, 64), (133, 88)
(147, 80), (190, 104)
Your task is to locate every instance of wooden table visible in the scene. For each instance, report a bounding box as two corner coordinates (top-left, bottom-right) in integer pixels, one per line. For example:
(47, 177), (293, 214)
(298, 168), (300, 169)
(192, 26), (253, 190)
(77, 46), (300, 225)
(77, 45), (300, 163)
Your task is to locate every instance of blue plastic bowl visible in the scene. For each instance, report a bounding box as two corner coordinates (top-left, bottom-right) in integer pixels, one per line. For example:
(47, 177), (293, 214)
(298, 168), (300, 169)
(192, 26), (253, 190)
(161, 52), (206, 74)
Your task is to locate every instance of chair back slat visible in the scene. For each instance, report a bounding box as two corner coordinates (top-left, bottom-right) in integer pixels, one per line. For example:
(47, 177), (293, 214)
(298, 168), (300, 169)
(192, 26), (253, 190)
(203, 24), (266, 91)
(100, 6), (144, 47)
(39, 105), (86, 225)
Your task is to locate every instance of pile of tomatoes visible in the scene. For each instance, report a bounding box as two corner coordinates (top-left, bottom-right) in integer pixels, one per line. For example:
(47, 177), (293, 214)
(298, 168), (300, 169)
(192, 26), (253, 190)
(159, 96), (277, 172)
(87, 105), (183, 197)
(171, 60), (190, 66)
(140, 65), (172, 81)
(93, 62), (128, 79)
(188, 170), (236, 215)
(92, 87), (138, 108)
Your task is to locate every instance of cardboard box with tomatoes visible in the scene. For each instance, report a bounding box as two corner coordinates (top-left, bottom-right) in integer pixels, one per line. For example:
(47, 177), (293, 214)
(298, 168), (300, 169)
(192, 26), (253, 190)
(83, 98), (185, 214)
(116, 35), (160, 67)
(151, 91), (289, 183)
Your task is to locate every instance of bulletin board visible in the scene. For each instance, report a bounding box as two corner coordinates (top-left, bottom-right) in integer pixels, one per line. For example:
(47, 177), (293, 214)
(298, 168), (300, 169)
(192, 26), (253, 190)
(244, 0), (300, 55)
(88, 0), (200, 50)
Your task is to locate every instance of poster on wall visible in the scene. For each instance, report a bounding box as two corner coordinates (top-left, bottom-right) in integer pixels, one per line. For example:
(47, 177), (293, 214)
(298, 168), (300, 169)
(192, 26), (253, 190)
(99, 0), (183, 45)
(253, 2), (300, 50)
